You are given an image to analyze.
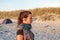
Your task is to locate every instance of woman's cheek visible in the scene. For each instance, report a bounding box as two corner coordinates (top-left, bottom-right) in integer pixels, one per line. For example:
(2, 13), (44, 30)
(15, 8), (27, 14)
(30, 19), (32, 24)
(28, 19), (31, 24)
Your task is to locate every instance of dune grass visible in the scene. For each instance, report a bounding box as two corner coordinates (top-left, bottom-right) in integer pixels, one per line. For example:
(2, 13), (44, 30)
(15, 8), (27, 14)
(0, 7), (60, 21)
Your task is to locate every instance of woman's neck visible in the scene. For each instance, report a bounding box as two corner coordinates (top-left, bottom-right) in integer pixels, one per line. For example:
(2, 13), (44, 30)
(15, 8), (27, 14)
(22, 22), (31, 25)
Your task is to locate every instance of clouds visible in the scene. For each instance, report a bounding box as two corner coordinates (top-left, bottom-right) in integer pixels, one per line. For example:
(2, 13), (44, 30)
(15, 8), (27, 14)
(0, 0), (60, 11)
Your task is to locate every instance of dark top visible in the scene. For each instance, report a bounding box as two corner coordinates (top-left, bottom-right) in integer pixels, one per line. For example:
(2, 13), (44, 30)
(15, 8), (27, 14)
(16, 29), (23, 35)
(16, 23), (34, 40)
(16, 23), (32, 35)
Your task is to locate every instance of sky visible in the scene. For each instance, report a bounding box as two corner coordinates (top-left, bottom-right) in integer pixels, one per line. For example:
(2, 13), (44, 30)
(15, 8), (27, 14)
(0, 0), (60, 11)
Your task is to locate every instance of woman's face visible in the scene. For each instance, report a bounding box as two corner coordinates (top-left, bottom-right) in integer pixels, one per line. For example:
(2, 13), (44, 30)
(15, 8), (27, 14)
(23, 14), (32, 24)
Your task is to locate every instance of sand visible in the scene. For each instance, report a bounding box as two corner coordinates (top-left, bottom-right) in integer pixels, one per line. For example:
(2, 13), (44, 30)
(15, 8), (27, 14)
(0, 20), (60, 40)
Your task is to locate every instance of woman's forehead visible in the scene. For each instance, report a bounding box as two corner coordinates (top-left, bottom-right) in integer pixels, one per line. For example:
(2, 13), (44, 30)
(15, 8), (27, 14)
(28, 14), (32, 18)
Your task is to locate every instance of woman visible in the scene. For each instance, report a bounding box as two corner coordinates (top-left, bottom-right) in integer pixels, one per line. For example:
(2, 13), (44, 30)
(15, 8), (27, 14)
(16, 11), (34, 40)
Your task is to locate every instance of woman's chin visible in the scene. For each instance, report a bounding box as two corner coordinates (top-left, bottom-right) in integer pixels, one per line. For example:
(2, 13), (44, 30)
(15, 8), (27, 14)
(27, 23), (31, 24)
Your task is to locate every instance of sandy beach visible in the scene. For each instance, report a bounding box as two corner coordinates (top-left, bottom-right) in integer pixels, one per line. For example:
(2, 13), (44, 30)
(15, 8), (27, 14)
(0, 19), (60, 40)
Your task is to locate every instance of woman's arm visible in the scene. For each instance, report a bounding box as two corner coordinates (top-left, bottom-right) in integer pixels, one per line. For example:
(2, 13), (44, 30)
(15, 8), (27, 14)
(16, 35), (23, 40)
(16, 29), (24, 40)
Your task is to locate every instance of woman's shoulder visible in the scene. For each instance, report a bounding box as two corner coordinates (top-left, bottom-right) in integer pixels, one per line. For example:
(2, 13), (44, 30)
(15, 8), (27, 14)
(17, 25), (23, 30)
(16, 25), (23, 35)
(16, 29), (23, 35)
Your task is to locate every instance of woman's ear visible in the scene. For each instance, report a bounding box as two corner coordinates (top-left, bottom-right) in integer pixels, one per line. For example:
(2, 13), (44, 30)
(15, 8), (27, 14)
(23, 18), (26, 21)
